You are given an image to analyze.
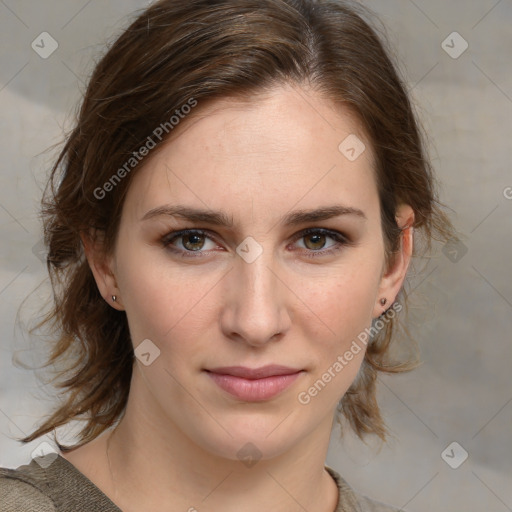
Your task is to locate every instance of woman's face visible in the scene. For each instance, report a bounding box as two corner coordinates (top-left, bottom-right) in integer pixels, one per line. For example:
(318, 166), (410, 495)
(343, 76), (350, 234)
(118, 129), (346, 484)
(95, 83), (409, 461)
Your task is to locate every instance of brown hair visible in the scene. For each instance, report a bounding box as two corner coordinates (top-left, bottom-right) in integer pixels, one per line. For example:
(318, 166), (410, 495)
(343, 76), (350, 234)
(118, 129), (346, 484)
(20, 0), (455, 450)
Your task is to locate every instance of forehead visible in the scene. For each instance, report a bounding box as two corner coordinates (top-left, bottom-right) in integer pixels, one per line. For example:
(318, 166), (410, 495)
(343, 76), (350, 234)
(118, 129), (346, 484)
(123, 83), (379, 225)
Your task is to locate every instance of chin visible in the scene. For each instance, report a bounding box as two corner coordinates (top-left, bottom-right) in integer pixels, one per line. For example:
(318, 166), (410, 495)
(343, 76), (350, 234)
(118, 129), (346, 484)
(186, 416), (305, 463)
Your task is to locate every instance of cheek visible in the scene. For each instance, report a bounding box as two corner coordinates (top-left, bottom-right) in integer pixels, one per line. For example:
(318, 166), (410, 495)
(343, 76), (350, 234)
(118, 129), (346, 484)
(294, 255), (383, 402)
(294, 274), (378, 407)
(115, 243), (221, 357)
(113, 238), (165, 338)
(120, 274), (192, 343)
(299, 260), (381, 338)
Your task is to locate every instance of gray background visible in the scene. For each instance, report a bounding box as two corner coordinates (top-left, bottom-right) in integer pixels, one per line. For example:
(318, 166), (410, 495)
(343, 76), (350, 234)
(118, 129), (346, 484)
(0, 1), (511, 511)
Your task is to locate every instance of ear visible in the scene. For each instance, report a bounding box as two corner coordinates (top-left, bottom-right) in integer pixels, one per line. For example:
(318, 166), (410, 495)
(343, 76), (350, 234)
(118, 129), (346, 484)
(372, 204), (414, 318)
(80, 230), (124, 311)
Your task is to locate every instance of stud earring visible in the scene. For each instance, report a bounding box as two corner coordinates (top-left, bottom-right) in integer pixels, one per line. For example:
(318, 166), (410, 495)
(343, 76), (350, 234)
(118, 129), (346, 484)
(380, 297), (387, 306)
(112, 295), (117, 302)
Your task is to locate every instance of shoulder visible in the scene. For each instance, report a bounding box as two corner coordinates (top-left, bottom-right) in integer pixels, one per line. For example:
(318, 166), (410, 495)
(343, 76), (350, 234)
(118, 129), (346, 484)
(0, 453), (121, 512)
(0, 458), (56, 512)
(325, 465), (406, 512)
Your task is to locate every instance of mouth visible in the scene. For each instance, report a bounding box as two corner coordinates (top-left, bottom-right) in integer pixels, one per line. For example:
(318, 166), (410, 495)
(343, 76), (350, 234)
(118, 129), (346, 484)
(204, 365), (305, 402)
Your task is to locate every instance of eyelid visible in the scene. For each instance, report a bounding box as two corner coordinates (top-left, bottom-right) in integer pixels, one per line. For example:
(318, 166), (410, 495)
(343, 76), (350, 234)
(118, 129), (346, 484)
(289, 227), (349, 244)
(161, 228), (220, 252)
(161, 227), (351, 257)
(288, 227), (350, 259)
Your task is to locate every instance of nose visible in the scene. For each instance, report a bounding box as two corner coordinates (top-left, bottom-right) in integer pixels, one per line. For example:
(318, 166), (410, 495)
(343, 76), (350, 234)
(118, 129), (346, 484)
(220, 248), (291, 347)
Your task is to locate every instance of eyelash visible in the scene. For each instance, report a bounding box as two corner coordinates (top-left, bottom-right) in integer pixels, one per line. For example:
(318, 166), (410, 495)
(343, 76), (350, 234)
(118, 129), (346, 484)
(161, 228), (350, 259)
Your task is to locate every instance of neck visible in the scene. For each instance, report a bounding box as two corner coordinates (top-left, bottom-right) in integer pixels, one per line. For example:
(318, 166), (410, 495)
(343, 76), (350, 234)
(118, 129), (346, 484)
(99, 372), (339, 512)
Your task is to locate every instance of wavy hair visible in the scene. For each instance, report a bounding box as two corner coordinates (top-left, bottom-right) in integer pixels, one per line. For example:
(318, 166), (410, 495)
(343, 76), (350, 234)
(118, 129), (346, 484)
(19, 0), (456, 450)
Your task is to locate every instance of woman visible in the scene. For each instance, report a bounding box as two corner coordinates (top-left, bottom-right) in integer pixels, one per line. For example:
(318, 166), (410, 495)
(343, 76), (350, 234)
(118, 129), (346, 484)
(0, 0), (454, 510)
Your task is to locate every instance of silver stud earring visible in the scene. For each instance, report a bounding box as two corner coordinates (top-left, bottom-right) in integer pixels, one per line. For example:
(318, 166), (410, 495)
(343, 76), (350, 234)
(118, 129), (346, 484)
(380, 297), (387, 306)
(112, 295), (117, 302)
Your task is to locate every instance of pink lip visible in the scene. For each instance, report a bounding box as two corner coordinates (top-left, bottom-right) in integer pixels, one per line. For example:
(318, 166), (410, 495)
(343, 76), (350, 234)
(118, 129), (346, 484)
(205, 365), (304, 401)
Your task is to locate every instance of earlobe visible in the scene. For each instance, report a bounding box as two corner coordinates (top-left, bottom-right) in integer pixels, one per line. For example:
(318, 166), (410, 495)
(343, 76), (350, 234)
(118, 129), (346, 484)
(373, 205), (415, 318)
(80, 231), (124, 310)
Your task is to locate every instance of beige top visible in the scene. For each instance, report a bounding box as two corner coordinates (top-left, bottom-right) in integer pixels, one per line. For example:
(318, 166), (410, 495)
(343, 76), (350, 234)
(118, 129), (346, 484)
(0, 455), (402, 511)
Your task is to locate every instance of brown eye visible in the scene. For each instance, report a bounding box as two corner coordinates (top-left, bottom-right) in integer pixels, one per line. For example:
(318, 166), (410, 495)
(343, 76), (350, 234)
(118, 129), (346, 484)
(293, 228), (349, 259)
(303, 233), (327, 250)
(182, 233), (206, 251)
(162, 229), (218, 255)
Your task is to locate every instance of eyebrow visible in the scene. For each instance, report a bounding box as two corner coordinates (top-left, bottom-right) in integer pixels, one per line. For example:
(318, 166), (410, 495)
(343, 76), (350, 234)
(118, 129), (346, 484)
(141, 204), (367, 227)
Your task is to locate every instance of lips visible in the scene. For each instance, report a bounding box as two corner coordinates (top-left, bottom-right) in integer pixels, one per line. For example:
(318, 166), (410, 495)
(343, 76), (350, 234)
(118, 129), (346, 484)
(205, 365), (304, 401)
(206, 365), (301, 379)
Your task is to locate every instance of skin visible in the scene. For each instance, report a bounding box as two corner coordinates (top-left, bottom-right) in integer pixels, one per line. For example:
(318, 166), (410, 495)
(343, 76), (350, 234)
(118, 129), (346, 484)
(63, 82), (414, 512)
